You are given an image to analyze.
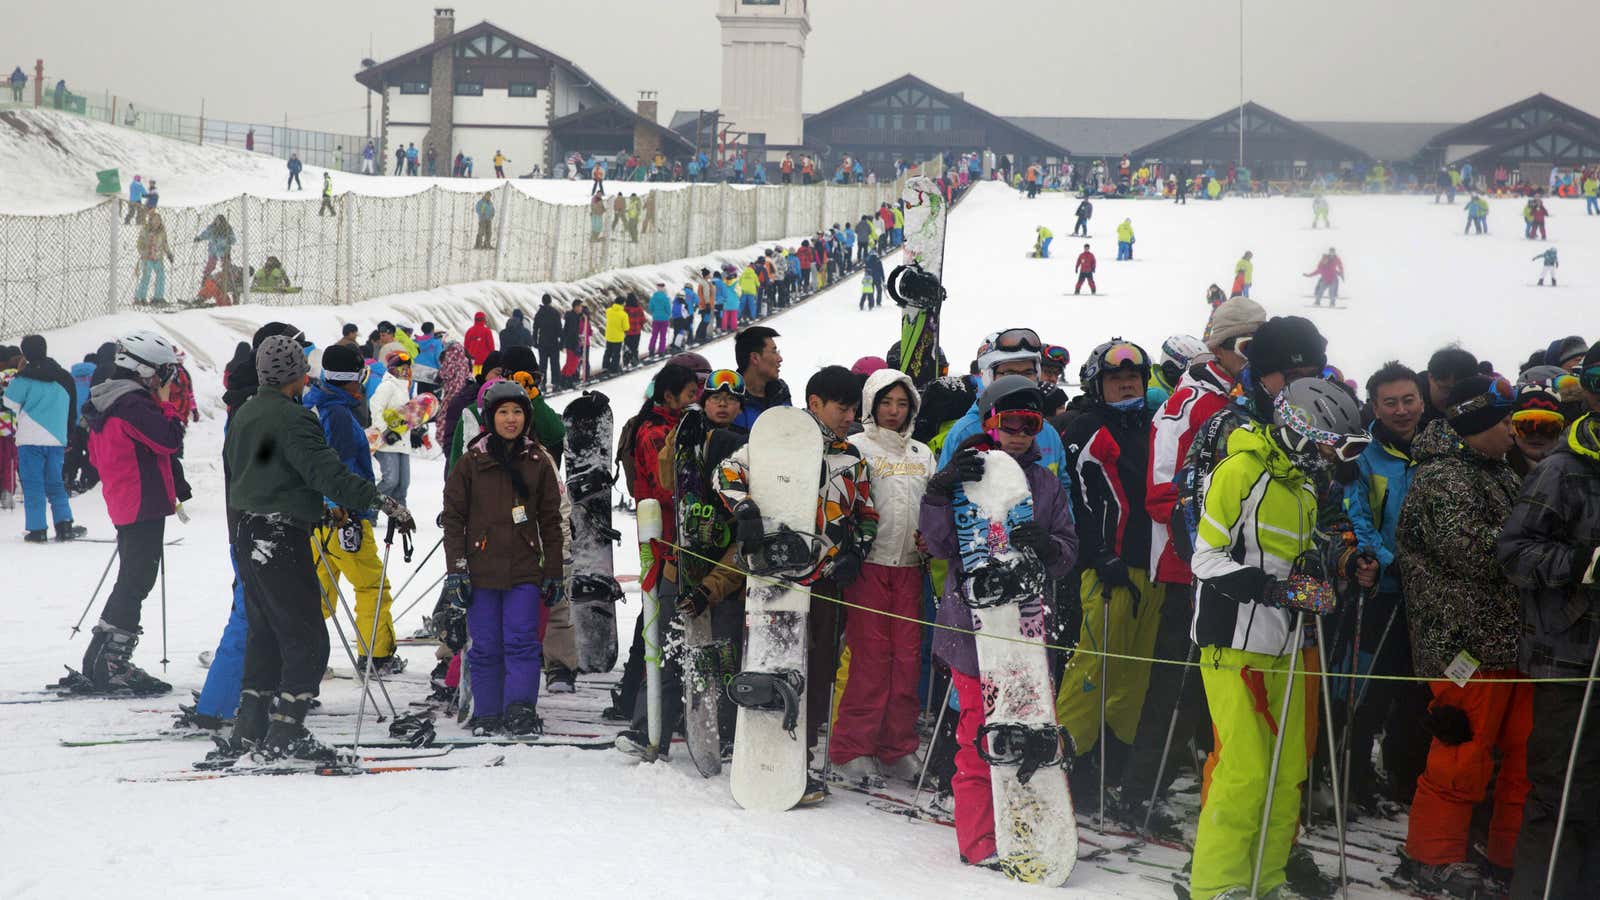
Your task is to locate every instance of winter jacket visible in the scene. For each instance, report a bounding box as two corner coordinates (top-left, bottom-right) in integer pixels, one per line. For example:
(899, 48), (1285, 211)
(442, 431), (564, 589)
(738, 266), (760, 296)
(304, 382), (376, 520)
(604, 303), (628, 342)
(730, 377), (792, 434)
(224, 388), (381, 526)
(1116, 220), (1134, 243)
(714, 278), (739, 312)
(475, 197), (494, 221)
(655, 412), (748, 606)
(923, 443), (1077, 677)
(2, 358), (75, 446)
(1075, 251), (1096, 274)
(128, 181), (146, 204)
(1310, 254), (1344, 282)
(414, 334), (443, 373)
(1146, 360), (1233, 583)
(83, 378), (185, 526)
(532, 305), (563, 350)
(1498, 414), (1600, 679)
(499, 311), (533, 349)
(865, 254), (885, 284)
(463, 315), (496, 366)
(1397, 417), (1523, 677)
(287, 157), (302, 175)
(943, 402), (1073, 500)
(648, 290), (671, 322)
(797, 245), (815, 270)
(716, 412), (878, 586)
(1190, 420), (1318, 656)
(69, 361), (95, 423)
(1343, 421), (1416, 594)
(1075, 200), (1092, 221)
(1062, 399), (1154, 571)
(625, 305), (646, 337)
(848, 369), (935, 567)
(368, 371), (416, 455)
(632, 404), (684, 539)
(136, 221), (171, 262)
(561, 309), (583, 352)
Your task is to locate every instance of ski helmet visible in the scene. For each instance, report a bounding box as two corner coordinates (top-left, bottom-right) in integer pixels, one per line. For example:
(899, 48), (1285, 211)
(977, 374), (1043, 419)
(1273, 378), (1368, 465)
(480, 379), (533, 428)
(1159, 334), (1210, 383)
(974, 328), (1043, 388)
(1081, 338), (1152, 402)
(114, 330), (180, 381)
(1040, 344), (1071, 377)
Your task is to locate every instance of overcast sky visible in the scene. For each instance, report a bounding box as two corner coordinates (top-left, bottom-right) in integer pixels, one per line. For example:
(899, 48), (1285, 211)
(5, 0), (1595, 137)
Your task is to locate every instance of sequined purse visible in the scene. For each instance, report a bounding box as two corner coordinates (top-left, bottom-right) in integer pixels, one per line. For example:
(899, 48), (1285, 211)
(1263, 551), (1339, 615)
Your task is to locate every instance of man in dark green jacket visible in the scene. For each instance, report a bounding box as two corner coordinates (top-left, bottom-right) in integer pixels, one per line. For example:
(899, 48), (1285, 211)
(219, 334), (413, 766)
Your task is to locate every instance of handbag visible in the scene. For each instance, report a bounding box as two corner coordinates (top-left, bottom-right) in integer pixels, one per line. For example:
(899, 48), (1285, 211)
(1263, 550), (1338, 615)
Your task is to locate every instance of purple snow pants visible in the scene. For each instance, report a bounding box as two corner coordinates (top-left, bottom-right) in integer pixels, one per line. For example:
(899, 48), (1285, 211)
(467, 583), (544, 717)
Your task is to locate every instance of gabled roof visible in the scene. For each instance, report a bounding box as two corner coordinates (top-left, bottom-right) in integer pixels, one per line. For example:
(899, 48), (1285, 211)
(1427, 93), (1600, 148)
(1127, 101), (1373, 163)
(549, 106), (696, 155)
(806, 74), (1070, 156)
(1302, 121), (1457, 163)
(354, 20), (624, 110)
(1006, 116), (1201, 157)
(1453, 122), (1600, 168)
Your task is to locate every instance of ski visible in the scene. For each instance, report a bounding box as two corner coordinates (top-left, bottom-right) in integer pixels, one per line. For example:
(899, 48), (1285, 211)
(340, 736), (617, 750)
(77, 537), (184, 546)
(121, 754), (505, 783)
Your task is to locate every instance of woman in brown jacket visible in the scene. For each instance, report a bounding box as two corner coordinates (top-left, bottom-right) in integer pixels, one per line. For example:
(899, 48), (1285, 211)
(441, 380), (564, 736)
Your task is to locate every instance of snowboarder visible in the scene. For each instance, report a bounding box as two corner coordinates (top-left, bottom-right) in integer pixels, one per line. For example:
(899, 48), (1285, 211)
(1033, 225), (1052, 259)
(1115, 218), (1134, 260)
(1535, 247), (1559, 286)
(318, 172), (335, 216)
(1465, 193), (1489, 234)
(1073, 244), (1096, 295)
(1072, 198), (1092, 237)
(1312, 193), (1329, 229)
(1306, 247), (1344, 306)
(1233, 251), (1254, 298)
(287, 153), (303, 191)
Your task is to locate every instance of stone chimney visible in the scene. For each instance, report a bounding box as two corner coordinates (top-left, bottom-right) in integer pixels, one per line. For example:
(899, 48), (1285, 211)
(634, 91), (661, 162)
(427, 8), (455, 168)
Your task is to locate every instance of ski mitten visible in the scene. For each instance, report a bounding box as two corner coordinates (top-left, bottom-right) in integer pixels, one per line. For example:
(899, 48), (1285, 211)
(1423, 703), (1474, 746)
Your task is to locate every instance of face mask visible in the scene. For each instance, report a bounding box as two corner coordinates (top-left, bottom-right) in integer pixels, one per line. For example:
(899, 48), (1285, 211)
(1110, 396), (1144, 411)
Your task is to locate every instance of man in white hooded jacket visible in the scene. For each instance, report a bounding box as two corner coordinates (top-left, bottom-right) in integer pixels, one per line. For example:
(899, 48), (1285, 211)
(831, 368), (935, 781)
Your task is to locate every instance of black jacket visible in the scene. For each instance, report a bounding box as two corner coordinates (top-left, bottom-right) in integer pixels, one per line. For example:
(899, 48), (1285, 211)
(562, 309), (583, 352)
(500, 312), (532, 349)
(1059, 401), (1154, 571)
(532, 305), (563, 350)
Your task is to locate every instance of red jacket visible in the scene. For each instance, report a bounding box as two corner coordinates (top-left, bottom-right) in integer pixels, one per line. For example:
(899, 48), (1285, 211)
(797, 245), (815, 269)
(1309, 254), (1344, 282)
(464, 322), (496, 366)
(626, 306), (646, 336)
(1076, 251), (1097, 274)
(632, 405), (682, 540)
(878, 207), (894, 229)
(1145, 361), (1233, 583)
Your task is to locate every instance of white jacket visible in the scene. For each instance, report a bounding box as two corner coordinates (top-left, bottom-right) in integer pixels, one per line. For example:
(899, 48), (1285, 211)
(848, 368), (933, 567)
(369, 372), (415, 455)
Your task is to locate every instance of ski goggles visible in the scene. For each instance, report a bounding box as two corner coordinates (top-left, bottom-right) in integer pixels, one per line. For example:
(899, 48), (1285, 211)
(384, 351), (413, 368)
(1101, 342), (1148, 368)
(1041, 344), (1070, 370)
(1278, 427), (1372, 463)
(1512, 409), (1565, 439)
(1582, 365), (1600, 396)
(704, 369), (745, 398)
(983, 409), (1044, 436)
(1445, 378), (1516, 420)
(982, 328), (1043, 355)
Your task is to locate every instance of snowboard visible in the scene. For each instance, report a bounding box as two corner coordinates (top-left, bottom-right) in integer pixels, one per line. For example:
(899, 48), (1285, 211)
(894, 173), (949, 390)
(562, 391), (622, 674)
(671, 408), (728, 777)
(950, 443), (1077, 886)
(728, 407), (823, 812)
(366, 393), (439, 453)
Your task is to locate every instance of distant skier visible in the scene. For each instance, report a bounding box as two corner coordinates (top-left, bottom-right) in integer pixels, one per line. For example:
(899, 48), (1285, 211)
(1529, 198), (1549, 240)
(1033, 225), (1053, 259)
(124, 175), (146, 225)
(1073, 243), (1097, 295)
(286, 153), (303, 191)
(1534, 247), (1559, 286)
(1115, 218), (1134, 260)
(1306, 247), (1345, 306)
(8, 65), (25, 103)
(1312, 193), (1329, 229)
(1205, 283), (1227, 310)
(1233, 251), (1254, 297)
(493, 150), (509, 179)
(318, 172), (335, 217)
(361, 141), (375, 175)
(1465, 194), (1489, 235)
(474, 192), (495, 249)
(1072, 198), (1092, 237)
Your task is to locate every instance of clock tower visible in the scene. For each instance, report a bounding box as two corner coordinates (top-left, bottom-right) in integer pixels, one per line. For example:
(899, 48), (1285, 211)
(717, 0), (809, 157)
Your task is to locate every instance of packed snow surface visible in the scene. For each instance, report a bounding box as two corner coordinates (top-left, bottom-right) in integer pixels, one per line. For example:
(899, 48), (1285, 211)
(4, 180), (1597, 897)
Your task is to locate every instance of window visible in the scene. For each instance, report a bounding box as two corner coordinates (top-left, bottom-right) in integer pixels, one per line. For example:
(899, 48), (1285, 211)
(455, 82), (483, 97)
(399, 82), (429, 95)
(743, 0), (781, 4)
(509, 82), (538, 98)
(914, 114), (927, 131)
(866, 112), (886, 130)
(747, 132), (766, 146)
(933, 114), (951, 132)
(891, 114), (903, 130)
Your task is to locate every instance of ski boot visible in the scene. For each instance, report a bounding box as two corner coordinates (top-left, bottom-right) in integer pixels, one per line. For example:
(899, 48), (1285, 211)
(171, 703), (228, 733)
(1392, 853), (1485, 898)
(357, 654), (407, 676)
(878, 752), (922, 783)
(833, 756), (878, 784)
(1283, 844), (1337, 899)
(502, 701), (543, 736)
(613, 728), (665, 761)
(252, 692), (353, 768)
(81, 621), (172, 695)
(544, 666), (576, 694)
(468, 715), (502, 738)
(798, 775), (828, 807)
(24, 529), (49, 543)
(55, 519), (87, 541)
(1111, 791), (1185, 842)
(196, 689), (271, 769)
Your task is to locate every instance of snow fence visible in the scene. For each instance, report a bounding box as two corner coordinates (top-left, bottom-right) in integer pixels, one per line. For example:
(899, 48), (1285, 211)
(0, 178), (913, 338)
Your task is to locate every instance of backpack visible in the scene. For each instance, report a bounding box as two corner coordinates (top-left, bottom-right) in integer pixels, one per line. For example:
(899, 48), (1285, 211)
(1170, 403), (1253, 563)
(615, 410), (652, 499)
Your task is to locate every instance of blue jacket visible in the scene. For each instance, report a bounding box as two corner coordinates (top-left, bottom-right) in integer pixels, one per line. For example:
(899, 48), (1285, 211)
(752, 164), (766, 184)
(9, 67), (25, 87)
(288, 157), (302, 174)
(70, 361), (96, 422)
(670, 296), (689, 321)
(786, 255), (801, 277)
(648, 289), (671, 322)
(714, 279), (739, 311)
(939, 401), (1073, 505)
(2, 367), (73, 446)
(305, 382), (376, 520)
(363, 360), (386, 402)
(414, 334), (443, 370)
(842, 227), (856, 248)
(128, 181), (146, 204)
(1343, 425), (1416, 593)
(865, 254), (885, 283)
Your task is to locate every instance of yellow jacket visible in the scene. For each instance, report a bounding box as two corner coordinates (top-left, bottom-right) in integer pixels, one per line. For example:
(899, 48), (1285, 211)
(604, 303), (628, 342)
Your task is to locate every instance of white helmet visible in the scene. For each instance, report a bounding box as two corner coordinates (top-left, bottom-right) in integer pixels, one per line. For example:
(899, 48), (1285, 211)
(974, 328), (1043, 388)
(115, 330), (180, 379)
(1160, 334), (1211, 379)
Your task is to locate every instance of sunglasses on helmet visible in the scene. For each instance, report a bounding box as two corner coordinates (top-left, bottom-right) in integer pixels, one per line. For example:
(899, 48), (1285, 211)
(1276, 425), (1372, 463)
(984, 409), (1044, 437)
(1446, 380), (1515, 420)
(705, 369), (746, 398)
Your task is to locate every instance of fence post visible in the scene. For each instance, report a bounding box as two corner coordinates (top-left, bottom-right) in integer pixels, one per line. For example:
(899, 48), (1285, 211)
(340, 192), (354, 305)
(493, 183), (510, 281)
(685, 185), (700, 259)
(239, 194), (252, 307)
(424, 187), (438, 289)
(104, 199), (120, 316)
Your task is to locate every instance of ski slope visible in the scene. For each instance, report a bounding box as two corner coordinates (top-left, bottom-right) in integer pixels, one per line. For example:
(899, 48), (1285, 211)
(4, 181), (1598, 898)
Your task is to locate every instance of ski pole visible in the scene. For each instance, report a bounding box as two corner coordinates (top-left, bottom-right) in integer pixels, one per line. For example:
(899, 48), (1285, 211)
(69, 545), (119, 638)
(911, 675), (956, 813)
(315, 527), (405, 724)
(392, 572), (447, 625)
(638, 500), (663, 761)
(1313, 616), (1349, 897)
(1251, 612), (1304, 900)
(1338, 583), (1373, 827)
(388, 534), (442, 607)
(1098, 584), (1112, 825)
(1541, 624), (1600, 900)
(158, 547), (169, 672)
(1143, 642), (1198, 837)
(354, 520), (396, 756)
(314, 554), (384, 721)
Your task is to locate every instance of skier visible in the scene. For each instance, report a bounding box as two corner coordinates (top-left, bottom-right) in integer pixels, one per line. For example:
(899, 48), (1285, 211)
(669, 286), (693, 349)
(124, 175), (146, 225)
(361, 141), (375, 175)
(413, 323), (443, 396)
(920, 374), (1077, 866)
(1306, 247), (1344, 306)
(287, 153), (303, 191)
(1233, 251), (1254, 298)
(1507, 381), (1565, 477)
(1115, 218), (1134, 260)
(193, 214), (237, 306)
(623, 296), (646, 367)
(1072, 197), (1092, 236)
(1534, 246), (1559, 286)
(493, 150), (509, 178)
(648, 282), (671, 359)
(831, 368), (935, 782)
(1465, 193), (1489, 234)
(531, 295), (563, 388)
(473, 192), (494, 249)
(1073, 244), (1097, 295)
(1146, 333), (1207, 409)
(5, 335), (83, 543)
(1033, 224), (1052, 258)
(1529, 197), (1550, 240)
(499, 309), (532, 350)
(862, 251), (885, 309)
(1388, 375), (1528, 897)
(939, 330), (1073, 498)
(463, 311), (496, 372)
(602, 297), (626, 374)
(1312, 193), (1329, 229)
(1055, 339), (1161, 805)
(215, 335), (412, 765)
(8, 65), (24, 103)
(1188, 378), (1366, 900)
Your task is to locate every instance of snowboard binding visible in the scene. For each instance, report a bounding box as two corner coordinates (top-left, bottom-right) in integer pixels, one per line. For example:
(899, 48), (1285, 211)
(960, 558), (1047, 609)
(975, 723), (1074, 784)
(387, 712), (437, 747)
(739, 524), (824, 579)
(569, 573), (625, 604)
(887, 261), (946, 311)
(728, 669), (805, 737)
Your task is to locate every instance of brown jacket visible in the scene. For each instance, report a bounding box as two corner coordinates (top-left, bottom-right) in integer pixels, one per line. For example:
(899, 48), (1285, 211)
(656, 418), (746, 607)
(443, 431), (564, 589)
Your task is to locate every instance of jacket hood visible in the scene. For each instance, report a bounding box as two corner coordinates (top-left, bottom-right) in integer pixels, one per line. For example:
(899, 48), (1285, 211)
(1224, 420), (1301, 481)
(1565, 413), (1600, 463)
(84, 377), (146, 429)
(860, 368), (920, 436)
(1412, 416), (1493, 466)
(474, 312), (487, 323)
(307, 381), (362, 414)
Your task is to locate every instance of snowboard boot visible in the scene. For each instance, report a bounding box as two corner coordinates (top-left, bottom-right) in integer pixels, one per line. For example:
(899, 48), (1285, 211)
(81, 621), (172, 695)
(833, 756), (878, 784)
(503, 701), (544, 736)
(1111, 792), (1184, 842)
(601, 684), (631, 721)
(469, 715), (502, 737)
(1283, 844), (1337, 899)
(1396, 854), (1484, 898)
(878, 752), (923, 783)
(357, 654), (407, 676)
(614, 729), (657, 760)
(198, 689), (271, 769)
(254, 692), (352, 767)
(171, 703), (228, 733)
(24, 529), (49, 543)
(428, 659), (456, 703)
(798, 775), (828, 807)
(54, 520), (87, 541)
(544, 666), (577, 694)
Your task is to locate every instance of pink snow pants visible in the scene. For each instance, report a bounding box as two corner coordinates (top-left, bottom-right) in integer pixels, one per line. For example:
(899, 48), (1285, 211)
(953, 668), (997, 863)
(721, 310), (738, 332)
(648, 321), (667, 356)
(830, 562), (923, 765)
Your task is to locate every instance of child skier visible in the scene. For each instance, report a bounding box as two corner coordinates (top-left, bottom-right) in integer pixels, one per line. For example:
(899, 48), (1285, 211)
(1033, 225), (1052, 258)
(1535, 247), (1559, 286)
(1074, 244), (1097, 295)
(1233, 251), (1254, 298)
(920, 375), (1077, 867)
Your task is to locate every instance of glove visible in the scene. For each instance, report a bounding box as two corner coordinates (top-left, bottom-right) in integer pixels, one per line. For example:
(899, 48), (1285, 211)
(1095, 557), (1136, 592)
(410, 430), (425, 449)
(337, 518), (364, 553)
(1009, 521), (1059, 564)
(926, 447), (986, 497)
(829, 547), (864, 588)
(380, 495), (414, 531)
(733, 500), (763, 547)
(382, 429), (403, 446)
(540, 577), (564, 608)
(443, 573), (472, 610)
(676, 584), (711, 617)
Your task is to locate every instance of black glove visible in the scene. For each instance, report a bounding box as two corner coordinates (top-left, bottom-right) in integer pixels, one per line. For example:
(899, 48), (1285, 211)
(410, 430), (425, 449)
(1009, 521), (1059, 564)
(830, 547), (864, 588)
(733, 499), (763, 547)
(676, 584), (711, 617)
(540, 577), (564, 607)
(926, 447), (985, 497)
(1095, 557), (1136, 592)
(382, 429), (403, 446)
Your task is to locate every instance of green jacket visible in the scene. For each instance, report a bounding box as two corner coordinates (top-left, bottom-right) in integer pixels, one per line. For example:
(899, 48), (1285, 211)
(224, 387), (381, 525)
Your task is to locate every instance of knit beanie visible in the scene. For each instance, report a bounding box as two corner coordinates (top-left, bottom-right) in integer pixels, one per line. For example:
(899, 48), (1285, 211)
(256, 334), (309, 387)
(1203, 295), (1266, 347)
(1445, 375), (1513, 436)
(1512, 382), (1564, 419)
(320, 344), (365, 383)
(19, 334), (46, 362)
(1245, 316), (1327, 375)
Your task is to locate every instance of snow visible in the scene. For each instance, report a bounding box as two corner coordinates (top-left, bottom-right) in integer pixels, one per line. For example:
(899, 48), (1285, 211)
(965, 451), (1032, 523)
(5, 178), (1599, 897)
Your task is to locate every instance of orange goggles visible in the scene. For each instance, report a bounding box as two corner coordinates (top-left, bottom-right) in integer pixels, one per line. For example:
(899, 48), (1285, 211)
(984, 409), (1044, 436)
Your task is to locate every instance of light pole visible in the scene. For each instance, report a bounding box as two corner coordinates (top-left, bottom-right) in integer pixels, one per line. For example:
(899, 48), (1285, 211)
(361, 58), (376, 140)
(1237, 0), (1245, 169)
